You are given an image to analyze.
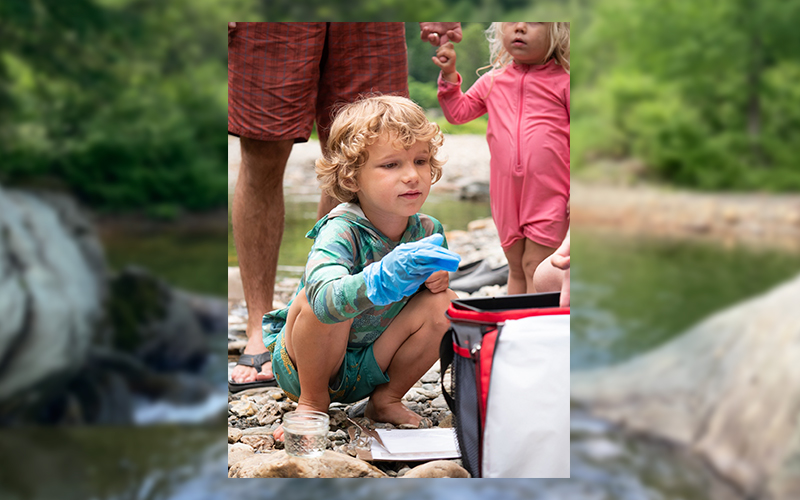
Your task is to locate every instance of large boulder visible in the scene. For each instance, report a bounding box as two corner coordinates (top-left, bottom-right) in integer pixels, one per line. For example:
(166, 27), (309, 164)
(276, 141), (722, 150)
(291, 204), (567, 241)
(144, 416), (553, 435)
(0, 187), (224, 423)
(572, 273), (800, 499)
(0, 188), (105, 404)
(228, 450), (387, 478)
(107, 266), (208, 373)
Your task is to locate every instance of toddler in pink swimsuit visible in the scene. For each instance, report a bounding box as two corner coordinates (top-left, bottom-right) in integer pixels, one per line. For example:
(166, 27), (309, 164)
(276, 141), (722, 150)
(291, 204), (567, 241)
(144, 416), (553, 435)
(434, 22), (570, 294)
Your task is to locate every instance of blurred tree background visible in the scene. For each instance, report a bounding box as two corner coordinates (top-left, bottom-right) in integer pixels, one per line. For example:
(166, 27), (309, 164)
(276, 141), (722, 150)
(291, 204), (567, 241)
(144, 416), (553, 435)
(572, 0), (800, 190)
(2, 0), (798, 220)
(0, 0), (238, 217)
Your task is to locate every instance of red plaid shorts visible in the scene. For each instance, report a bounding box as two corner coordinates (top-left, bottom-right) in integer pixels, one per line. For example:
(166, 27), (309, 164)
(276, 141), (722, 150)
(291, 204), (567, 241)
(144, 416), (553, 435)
(228, 22), (409, 144)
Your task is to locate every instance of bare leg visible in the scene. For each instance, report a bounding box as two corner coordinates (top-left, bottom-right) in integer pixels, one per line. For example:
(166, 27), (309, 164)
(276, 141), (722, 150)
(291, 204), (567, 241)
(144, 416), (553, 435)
(365, 288), (457, 426)
(274, 289), (352, 441)
(522, 238), (556, 294)
(503, 239), (527, 295)
(230, 137), (294, 383)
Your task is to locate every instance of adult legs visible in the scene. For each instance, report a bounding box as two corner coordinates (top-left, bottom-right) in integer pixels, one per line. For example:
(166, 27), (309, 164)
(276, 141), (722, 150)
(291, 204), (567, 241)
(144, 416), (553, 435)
(230, 137), (294, 383)
(315, 22), (409, 220)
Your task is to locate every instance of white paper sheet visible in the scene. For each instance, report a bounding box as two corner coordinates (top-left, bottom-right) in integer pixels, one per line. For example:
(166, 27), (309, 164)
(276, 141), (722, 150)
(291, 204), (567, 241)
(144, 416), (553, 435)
(356, 428), (460, 461)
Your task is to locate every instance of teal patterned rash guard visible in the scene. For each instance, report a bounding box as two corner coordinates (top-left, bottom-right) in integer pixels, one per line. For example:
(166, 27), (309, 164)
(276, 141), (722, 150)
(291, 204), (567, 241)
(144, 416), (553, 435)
(262, 203), (449, 351)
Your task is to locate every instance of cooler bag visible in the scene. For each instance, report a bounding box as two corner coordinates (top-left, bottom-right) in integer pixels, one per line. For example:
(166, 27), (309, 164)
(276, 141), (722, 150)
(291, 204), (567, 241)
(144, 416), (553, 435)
(439, 292), (570, 478)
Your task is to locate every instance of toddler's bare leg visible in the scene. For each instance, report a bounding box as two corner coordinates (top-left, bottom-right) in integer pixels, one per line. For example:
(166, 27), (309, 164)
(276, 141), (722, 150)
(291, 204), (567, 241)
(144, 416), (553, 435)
(366, 289), (457, 427)
(503, 239), (527, 295)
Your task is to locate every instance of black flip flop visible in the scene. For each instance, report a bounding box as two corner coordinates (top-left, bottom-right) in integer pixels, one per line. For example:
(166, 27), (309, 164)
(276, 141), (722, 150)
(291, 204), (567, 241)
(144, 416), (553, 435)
(228, 351), (278, 393)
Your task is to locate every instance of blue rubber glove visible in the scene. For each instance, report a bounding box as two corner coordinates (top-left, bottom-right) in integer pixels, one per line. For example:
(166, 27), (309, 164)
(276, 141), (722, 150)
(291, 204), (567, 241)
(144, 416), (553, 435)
(362, 233), (461, 306)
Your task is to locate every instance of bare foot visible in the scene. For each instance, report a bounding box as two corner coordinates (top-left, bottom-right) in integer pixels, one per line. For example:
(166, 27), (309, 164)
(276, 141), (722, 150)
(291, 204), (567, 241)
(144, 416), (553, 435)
(230, 333), (273, 383)
(364, 399), (422, 427)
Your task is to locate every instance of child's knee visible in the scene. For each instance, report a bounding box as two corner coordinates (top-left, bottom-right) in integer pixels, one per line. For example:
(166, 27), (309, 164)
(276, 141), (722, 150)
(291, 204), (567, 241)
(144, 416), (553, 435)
(419, 289), (454, 332)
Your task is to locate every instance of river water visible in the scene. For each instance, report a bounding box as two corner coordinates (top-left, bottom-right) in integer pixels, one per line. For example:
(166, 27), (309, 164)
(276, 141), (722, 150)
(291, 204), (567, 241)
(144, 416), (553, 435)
(5, 198), (798, 499)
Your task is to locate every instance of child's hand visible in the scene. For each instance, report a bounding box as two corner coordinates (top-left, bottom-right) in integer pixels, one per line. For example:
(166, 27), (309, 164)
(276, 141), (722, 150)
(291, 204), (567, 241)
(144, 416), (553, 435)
(424, 270), (450, 294)
(432, 42), (458, 83)
(362, 234), (461, 306)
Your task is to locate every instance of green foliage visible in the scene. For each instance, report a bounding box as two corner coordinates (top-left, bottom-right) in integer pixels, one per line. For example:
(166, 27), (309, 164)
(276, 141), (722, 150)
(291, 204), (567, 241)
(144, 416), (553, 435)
(0, 0), (239, 211)
(573, 0), (800, 191)
(433, 114), (488, 135)
(408, 77), (440, 110)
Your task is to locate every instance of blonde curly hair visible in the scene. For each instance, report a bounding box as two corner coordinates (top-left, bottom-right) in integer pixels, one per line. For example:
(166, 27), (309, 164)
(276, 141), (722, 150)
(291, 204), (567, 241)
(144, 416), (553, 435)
(483, 22), (570, 74)
(316, 95), (444, 203)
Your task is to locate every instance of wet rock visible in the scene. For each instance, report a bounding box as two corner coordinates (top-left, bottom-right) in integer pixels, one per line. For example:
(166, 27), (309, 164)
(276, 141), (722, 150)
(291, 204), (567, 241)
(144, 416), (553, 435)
(572, 273), (800, 499)
(228, 450), (387, 478)
(0, 188), (104, 405)
(107, 266), (208, 372)
(402, 460), (470, 478)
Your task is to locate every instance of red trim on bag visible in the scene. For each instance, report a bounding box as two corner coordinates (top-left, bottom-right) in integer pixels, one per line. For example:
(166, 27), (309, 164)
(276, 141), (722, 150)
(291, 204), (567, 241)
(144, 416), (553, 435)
(453, 341), (472, 359)
(447, 305), (569, 324)
(479, 328), (498, 432)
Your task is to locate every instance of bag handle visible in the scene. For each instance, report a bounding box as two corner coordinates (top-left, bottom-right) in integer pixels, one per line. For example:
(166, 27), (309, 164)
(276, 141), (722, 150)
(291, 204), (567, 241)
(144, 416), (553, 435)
(439, 327), (456, 412)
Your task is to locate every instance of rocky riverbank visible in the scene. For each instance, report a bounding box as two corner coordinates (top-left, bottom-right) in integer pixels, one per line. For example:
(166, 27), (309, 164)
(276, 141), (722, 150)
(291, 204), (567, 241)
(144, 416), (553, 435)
(571, 181), (800, 252)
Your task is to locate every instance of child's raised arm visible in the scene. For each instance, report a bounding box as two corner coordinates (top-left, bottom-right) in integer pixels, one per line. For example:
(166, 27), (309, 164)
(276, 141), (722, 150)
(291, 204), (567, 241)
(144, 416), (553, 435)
(303, 231), (460, 323)
(432, 42), (459, 84)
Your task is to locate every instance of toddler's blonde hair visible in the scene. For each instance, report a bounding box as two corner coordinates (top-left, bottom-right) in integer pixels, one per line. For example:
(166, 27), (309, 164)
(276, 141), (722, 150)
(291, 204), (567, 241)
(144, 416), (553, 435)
(483, 22), (570, 74)
(316, 95), (444, 203)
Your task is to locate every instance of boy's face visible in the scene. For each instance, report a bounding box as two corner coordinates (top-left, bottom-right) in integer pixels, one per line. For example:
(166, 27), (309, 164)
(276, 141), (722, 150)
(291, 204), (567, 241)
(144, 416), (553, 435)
(354, 134), (432, 221)
(501, 22), (550, 65)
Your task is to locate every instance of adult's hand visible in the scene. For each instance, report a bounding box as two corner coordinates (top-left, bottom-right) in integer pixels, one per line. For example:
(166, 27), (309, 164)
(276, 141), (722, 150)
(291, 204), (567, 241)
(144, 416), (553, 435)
(419, 22), (463, 46)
